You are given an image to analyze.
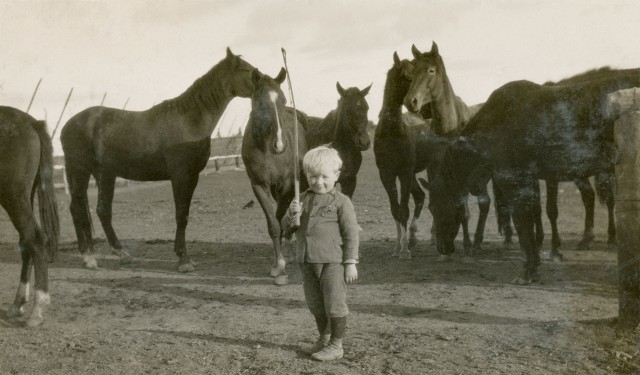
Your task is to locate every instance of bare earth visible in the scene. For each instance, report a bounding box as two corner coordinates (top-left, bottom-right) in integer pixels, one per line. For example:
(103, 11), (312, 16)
(1, 150), (638, 374)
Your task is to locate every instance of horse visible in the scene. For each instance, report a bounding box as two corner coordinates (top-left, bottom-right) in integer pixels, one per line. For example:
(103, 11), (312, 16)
(399, 43), (491, 259)
(492, 69), (620, 259)
(404, 42), (477, 134)
(374, 51), (484, 261)
(60, 48), (256, 272)
(306, 82), (372, 198)
(0, 106), (59, 327)
(427, 68), (640, 284)
(241, 68), (308, 285)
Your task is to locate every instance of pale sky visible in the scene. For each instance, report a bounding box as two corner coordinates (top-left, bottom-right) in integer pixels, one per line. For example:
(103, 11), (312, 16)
(1, 0), (639, 155)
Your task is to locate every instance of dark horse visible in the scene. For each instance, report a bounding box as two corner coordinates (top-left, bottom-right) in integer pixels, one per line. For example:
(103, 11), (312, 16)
(495, 68), (620, 259)
(374, 51), (480, 260)
(306, 82), (372, 198)
(1, 106), (59, 326)
(241, 68), (308, 285)
(401, 43), (490, 259)
(61, 48), (256, 272)
(428, 68), (640, 284)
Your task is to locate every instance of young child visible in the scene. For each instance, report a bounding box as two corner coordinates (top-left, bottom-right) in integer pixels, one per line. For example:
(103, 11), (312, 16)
(282, 145), (359, 361)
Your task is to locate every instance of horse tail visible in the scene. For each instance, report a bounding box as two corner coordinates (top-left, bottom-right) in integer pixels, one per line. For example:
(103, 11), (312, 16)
(33, 120), (60, 262)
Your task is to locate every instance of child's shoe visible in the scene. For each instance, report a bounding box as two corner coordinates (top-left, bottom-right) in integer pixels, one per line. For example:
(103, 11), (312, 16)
(311, 342), (343, 361)
(301, 335), (329, 354)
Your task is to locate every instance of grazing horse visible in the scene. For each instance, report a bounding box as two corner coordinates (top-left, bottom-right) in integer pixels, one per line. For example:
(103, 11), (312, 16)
(61, 48), (256, 272)
(306, 82), (372, 198)
(401, 43), (491, 259)
(428, 68), (640, 284)
(241, 68), (308, 285)
(0, 106), (59, 327)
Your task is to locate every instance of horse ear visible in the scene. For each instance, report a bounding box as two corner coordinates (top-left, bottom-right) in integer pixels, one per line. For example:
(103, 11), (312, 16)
(251, 69), (262, 85)
(360, 83), (372, 96)
(393, 51), (401, 66)
(226, 47), (235, 59)
(411, 44), (422, 59)
(430, 41), (439, 56)
(417, 177), (431, 191)
(336, 82), (346, 96)
(275, 67), (287, 84)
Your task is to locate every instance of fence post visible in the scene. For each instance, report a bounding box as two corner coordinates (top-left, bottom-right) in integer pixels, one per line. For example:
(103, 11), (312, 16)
(608, 87), (640, 332)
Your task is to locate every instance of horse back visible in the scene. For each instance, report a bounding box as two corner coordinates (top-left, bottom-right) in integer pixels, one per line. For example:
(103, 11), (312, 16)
(0, 106), (41, 198)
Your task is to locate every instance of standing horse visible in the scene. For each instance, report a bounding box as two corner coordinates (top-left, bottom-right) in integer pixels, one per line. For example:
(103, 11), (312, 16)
(241, 68), (308, 285)
(401, 43), (491, 259)
(1, 106), (59, 327)
(61, 48), (256, 272)
(428, 68), (640, 284)
(306, 82), (372, 198)
(374, 52), (486, 260)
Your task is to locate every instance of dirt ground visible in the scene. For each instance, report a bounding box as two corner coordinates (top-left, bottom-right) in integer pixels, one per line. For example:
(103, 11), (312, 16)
(1, 150), (639, 375)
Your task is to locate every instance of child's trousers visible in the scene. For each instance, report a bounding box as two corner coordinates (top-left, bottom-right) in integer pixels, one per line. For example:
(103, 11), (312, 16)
(300, 263), (349, 318)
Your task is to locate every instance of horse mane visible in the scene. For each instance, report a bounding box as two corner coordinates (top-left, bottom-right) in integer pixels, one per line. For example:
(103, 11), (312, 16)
(377, 61), (410, 137)
(150, 57), (233, 115)
(544, 66), (613, 86)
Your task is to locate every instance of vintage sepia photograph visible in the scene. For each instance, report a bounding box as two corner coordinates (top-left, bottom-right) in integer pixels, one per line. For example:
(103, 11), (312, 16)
(1, 0), (640, 373)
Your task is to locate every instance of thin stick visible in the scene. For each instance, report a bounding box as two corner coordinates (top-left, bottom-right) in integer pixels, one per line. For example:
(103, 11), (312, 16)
(122, 97), (130, 110)
(100, 92), (107, 106)
(281, 48), (301, 226)
(26, 78), (42, 114)
(51, 87), (73, 138)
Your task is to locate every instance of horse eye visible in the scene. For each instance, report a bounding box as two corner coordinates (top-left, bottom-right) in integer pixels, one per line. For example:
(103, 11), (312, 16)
(428, 68), (436, 74)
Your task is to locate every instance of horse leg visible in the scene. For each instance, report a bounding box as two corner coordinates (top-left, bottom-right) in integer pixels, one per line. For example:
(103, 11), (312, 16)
(509, 181), (541, 285)
(170, 172), (199, 272)
(95, 172), (131, 263)
(493, 180), (514, 251)
(379, 170), (404, 257)
(409, 176), (425, 250)
(397, 171), (412, 259)
(274, 197), (294, 286)
(473, 189), (491, 253)
(533, 181), (544, 250)
(67, 166), (97, 269)
(251, 184), (287, 282)
(339, 175), (357, 199)
(596, 171), (616, 248)
(575, 177), (595, 250)
(460, 196), (474, 263)
(545, 179), (561, 259)
(5, 198), (50, 326)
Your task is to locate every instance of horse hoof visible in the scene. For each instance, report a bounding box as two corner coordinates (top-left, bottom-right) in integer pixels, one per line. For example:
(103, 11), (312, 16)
(398, 250), (412, 260)
(511, 276), (531, 285)
(502, 242), (515, 251)
(408, 238), (417, 250)
(607, 242), (617, 251)
(436, 255), (452, 262)
(26, 315), (44, 327)
(83, 256), (98, 269)
(270, 266), (281, 277)
(6, 304), (23, 318)
(274, 274), (289, 286)
(576, 241), (590, 250)
(550, 254), (564, 262)
(462, 256), (475, 264)
(178, 261), (196, 273)
(119, 250), (134, 265)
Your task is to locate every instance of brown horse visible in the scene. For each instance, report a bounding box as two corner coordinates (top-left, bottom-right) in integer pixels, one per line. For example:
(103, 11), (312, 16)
(241, 68), (308, 285)
(428, 68), (640, 284)
(61, 48), (256, 272)
(306, 82), (371, 198)
(1, 106), (59, 327)
(402, 43), (491, 260)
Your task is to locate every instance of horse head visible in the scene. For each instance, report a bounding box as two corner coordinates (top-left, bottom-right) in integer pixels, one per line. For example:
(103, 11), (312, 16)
(335, 82), (372, 151)
(403, 42), (447, 114)
(250, 68), (288, 154)
(424, 137), (488, 255)
(223, 47), (257, 98)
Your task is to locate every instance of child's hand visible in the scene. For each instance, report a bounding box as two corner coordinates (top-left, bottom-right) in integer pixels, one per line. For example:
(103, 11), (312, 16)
(289, 200), (302, 216)
(345, 264), (358, 283)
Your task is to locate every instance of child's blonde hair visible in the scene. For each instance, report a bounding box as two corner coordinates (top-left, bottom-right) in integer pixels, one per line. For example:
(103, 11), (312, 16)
(303, 145), (342, 174)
